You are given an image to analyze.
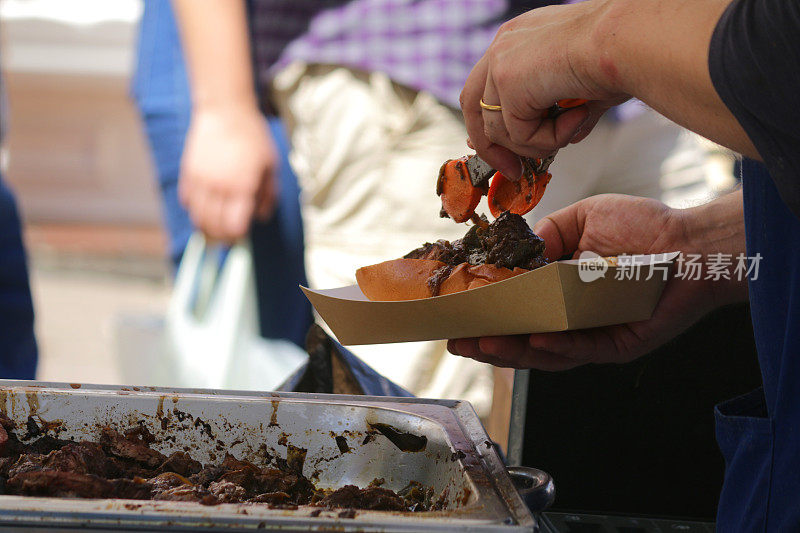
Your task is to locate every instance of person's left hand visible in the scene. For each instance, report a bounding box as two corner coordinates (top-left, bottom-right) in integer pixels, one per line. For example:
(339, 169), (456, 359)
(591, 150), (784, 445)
(461, 3), (629, 180)
(447, 193), (748, 371)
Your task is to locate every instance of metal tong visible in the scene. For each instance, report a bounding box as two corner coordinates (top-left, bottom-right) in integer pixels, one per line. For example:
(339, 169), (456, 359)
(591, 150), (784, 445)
(465, 98), (587, 185)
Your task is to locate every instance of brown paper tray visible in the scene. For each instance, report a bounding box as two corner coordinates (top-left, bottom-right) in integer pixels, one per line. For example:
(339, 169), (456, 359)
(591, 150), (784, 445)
(302, 252), (678, 345)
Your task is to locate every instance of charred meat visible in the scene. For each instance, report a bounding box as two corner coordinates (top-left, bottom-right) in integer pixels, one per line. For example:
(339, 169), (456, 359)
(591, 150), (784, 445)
(405, 211), (547, 271)
(0, 418), (431, 511)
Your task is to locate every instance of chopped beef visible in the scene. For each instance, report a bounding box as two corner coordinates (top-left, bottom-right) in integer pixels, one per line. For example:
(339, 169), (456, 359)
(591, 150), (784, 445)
(7, 453), (48, 478)
(315, 485), (406, 512)
(405, 211), (547, 271)
(153, 485), (202, 502)
(148, 471), (193, 495)
(218, 467), (257, 492)
(24, 417), (41, 439)
(22, 434), (73, 456)
(100, 427), (167, 469)
(149, 471), (201, 502)
(124, 425), (156, 445)
(405, 239), (467, 265)
(189, 464), (227, 486)
(6, 470), (103, 498)
(0, 457), (15, 479)
(220, 453), (260, 473)
(253, 467), (315, 501)
(0, 423), (431, 511)
(41, 442), (111, 476)
(207, 480), (247, 503)
(0, 414), (14, 431)
(427, 264), (454, 296)
(157, 451), (202, 477)
(250, 491), (290, 504)
(108, 478), (153, 500)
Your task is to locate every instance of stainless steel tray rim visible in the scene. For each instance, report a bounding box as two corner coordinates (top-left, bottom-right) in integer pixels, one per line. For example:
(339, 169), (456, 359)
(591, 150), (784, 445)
(0, 381), (537, 532)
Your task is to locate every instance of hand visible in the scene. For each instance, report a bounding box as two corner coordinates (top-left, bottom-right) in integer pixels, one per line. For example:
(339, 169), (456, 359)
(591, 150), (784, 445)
(460, 3), (628, 180)
(447, 193), (747, 370)
(179, 104), (278, 242)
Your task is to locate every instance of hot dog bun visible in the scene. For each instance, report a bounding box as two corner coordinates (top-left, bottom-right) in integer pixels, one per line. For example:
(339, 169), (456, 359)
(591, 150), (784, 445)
(356, 258), (527, 301)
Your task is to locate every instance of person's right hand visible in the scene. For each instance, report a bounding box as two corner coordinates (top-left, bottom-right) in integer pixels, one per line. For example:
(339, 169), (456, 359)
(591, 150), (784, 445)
(460, 3), (629, 180)
(447, 193), (748, 371)
(179, 104), (278, 243)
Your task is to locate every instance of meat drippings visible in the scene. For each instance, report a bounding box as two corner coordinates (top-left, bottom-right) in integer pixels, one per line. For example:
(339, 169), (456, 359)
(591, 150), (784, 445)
(427, 264), (454, 297)
(0, 413), (432, 512)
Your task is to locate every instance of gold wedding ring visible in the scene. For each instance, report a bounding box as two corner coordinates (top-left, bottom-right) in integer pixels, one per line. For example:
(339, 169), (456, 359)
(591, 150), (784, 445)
(479, 98), (502, 111)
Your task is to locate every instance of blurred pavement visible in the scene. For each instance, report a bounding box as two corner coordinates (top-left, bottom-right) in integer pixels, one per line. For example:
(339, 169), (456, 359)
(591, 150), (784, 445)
(25, 224), (171, 385)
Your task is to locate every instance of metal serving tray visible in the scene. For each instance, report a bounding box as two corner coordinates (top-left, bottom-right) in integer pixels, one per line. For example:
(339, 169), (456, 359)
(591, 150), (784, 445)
(0, 381), (544, 532)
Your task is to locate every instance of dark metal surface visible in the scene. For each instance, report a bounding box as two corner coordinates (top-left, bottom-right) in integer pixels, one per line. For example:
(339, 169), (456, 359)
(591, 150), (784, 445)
(506, 466), (555, 513)
(465, 155), (496, 187)
(507, 369), (530, 466)
(541, 511), (714, 532)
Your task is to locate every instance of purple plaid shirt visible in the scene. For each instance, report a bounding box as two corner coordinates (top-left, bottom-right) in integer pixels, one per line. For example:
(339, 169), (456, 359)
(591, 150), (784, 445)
(251, 0), (544, 108)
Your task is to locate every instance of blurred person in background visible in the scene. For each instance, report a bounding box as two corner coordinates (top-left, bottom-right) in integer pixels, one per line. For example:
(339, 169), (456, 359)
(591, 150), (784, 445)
(169, 0), (528, 414)
(168, 0), (730, 418)
(0, 57), (37, 378)
(131, 0), (312, 349)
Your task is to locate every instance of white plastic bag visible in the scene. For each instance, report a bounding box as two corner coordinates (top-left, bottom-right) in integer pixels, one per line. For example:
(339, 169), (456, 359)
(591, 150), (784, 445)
(162, 233), (308, 391)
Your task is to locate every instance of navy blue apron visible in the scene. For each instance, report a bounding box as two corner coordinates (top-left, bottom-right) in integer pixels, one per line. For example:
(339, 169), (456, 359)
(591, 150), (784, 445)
(715, 159), (800, 531)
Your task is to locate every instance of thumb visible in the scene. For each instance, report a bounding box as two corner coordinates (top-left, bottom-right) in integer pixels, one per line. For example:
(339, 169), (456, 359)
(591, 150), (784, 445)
(533, 200), (587, 261)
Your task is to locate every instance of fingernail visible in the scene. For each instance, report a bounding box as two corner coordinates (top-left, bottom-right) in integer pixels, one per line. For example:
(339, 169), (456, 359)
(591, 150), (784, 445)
(506, 157), (524, 181)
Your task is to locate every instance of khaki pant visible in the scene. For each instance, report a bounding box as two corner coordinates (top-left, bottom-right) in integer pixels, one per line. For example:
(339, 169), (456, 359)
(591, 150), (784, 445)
(271, 63), (727, 419)
(272, 63), (493, 415)
(525, 107), (729, 226)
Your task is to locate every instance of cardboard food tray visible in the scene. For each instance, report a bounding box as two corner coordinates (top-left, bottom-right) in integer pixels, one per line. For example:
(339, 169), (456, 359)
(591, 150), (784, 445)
(302, 252), (679, 345)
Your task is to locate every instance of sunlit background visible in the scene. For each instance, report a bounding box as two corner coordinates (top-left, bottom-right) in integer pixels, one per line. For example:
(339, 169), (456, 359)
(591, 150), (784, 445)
(0, 0), (169, 384)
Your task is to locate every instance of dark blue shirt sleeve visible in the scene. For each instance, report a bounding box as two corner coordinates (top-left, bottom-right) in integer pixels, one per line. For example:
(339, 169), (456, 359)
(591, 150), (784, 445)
(709, 0), (800, 217)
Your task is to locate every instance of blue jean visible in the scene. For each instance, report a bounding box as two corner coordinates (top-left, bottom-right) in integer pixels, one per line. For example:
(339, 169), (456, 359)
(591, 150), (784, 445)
(0, 175), (37, 378)
(132, 0), (311, 348)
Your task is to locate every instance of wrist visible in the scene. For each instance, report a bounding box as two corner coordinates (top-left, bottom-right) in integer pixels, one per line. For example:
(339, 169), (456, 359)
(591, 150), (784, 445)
(681, 191), (744, 256)
(580, 0), (628, 96)
(675, 190), (748, 306)
(192, 91), (260, 114)
(583, 0), (649, 98)
(192, 99), (262, 123)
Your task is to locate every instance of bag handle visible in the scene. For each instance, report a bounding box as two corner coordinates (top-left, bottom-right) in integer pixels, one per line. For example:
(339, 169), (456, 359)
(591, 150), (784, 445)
(167, 233), (255, 387)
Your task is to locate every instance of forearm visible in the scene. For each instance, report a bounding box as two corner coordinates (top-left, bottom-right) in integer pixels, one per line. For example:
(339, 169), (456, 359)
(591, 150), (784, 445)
(171, 0), (257, 112)
(583, 0), (758, 159)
